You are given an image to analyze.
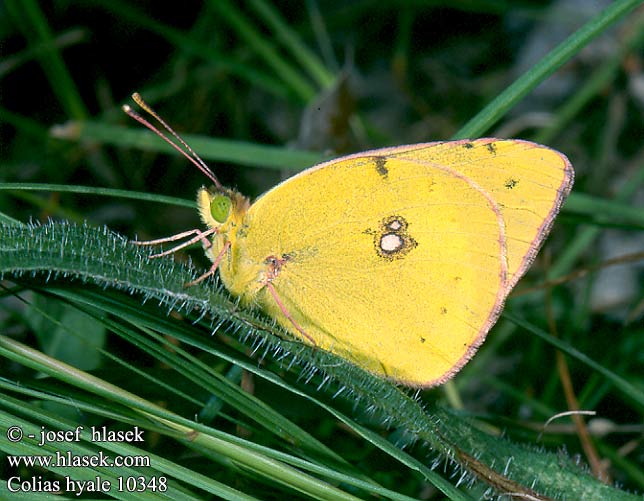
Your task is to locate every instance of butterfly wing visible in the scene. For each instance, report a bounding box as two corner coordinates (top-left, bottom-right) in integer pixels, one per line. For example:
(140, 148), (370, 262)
(234, 139), (572, 387)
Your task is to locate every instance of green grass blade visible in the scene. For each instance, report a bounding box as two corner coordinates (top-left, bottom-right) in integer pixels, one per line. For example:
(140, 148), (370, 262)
(454, 0), (643, 138)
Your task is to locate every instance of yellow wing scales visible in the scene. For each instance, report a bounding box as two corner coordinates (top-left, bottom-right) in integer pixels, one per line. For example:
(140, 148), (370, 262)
(393, 140), (574, 289)
(212, 139), (572, 387)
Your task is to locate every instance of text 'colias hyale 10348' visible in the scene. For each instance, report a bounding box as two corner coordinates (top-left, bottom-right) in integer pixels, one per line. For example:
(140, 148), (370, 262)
(124, 93), (574, 388)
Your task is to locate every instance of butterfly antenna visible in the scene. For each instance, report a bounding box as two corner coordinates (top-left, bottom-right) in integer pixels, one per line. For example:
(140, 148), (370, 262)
(122, 93), (222, 189)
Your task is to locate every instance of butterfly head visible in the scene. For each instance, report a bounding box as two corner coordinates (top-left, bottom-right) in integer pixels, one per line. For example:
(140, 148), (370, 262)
(197, 186), (249, 232)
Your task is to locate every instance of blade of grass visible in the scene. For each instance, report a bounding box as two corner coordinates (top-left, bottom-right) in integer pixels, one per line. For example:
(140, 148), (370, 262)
(50, 120), (325, 170)
(6, 0), (87, 119)
(208, 0), (316, 101)
(0, 183), (194, 208)
(248, 0), (334, 88)
(504, 312), (644, 411)
(535, 10), (644, 144)
(454, 0), (643, 138)
(549, 152), (644, 277)
(82, 0), (291, 99)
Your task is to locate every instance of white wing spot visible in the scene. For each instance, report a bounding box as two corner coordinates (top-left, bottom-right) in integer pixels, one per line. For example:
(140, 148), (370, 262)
(380, 233), (403, 252)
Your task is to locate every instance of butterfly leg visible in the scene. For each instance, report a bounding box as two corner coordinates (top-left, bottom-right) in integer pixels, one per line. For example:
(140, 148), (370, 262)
(133, 227), (217, 258)
(263, 256), (316, 346)
(184, 240), (231, 287)
(264, 282), (316, 345)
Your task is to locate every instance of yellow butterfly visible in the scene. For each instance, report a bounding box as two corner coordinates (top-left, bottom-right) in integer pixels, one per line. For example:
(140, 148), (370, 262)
(125, 94), (573, 388)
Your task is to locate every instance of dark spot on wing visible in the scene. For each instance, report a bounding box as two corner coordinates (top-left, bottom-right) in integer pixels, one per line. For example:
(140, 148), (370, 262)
(504, 178), (519, 189)
(374, 156), (388, 178)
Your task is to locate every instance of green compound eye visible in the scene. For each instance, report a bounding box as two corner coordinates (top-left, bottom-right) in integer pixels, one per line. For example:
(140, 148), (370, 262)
(210, 194), (232, 223)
